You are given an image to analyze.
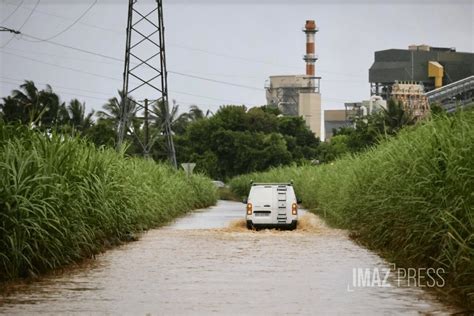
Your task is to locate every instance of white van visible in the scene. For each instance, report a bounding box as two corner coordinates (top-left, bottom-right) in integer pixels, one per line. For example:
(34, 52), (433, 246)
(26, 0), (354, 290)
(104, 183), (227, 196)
(243, 182), (300, 230)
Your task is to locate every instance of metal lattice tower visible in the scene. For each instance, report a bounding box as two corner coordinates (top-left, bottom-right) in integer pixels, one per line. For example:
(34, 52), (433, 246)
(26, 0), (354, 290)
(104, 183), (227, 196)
(117, 0), (176, 168)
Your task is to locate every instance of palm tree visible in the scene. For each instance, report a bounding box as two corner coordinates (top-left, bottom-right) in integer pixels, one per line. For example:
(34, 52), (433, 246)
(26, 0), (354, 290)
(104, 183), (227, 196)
(64, 99), (94, 132)
(97, 90), (137, 132)
(380, 99), (416, 134)
(0, 95), (25, 123)
(151, 99), (188, 133)
(11, 80), (43, 126)
(40, 89), (64, 128)
(11, 80), (63, 128)
(188, 105), (212, 121)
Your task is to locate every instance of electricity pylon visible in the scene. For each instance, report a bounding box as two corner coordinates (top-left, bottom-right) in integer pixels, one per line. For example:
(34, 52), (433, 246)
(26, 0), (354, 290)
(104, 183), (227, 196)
(117, 0), (177, 168)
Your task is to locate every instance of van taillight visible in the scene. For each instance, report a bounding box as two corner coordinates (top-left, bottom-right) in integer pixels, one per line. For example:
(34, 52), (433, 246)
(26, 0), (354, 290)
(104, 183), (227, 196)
(292, 203), (297, 215)
(247, 203), (253, 215)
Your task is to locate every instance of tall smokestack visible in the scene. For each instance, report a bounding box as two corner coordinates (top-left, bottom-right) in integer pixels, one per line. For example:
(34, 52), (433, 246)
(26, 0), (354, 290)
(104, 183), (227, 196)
(303, 20), (318, 76)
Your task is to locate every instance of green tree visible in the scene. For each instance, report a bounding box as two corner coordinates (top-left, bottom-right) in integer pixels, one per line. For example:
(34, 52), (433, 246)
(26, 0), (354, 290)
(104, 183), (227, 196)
(0, 96), (24, 123)
(330, 99), (418, 157)
(152, 99), (189, 135)
(188, 105), (212, 121)
(0, 80), (64, 129)
(380, 98), (416, 135)
(318, 134), (350, 162)
(97, 90), (137, 133)
(84, 119), (116, 148)
(178, 105), (318, 179)
(63, 99), (94, 132)
(277, 116), (320, 160)
(212, 105), (248, 132)
(246, 107), (278, 133)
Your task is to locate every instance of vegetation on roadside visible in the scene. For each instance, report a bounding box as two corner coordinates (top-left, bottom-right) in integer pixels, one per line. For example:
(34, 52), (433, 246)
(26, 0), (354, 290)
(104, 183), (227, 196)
(0, 124), (217, 281)
(175, 105), (321, 179)
(0, 80), (324, 180)
(217, 186), (240, 201)
(229, 110), (474, 308)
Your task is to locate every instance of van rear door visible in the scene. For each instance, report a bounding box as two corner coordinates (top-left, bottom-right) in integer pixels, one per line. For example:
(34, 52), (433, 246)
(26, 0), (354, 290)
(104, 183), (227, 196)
(251, 185), (274, 217)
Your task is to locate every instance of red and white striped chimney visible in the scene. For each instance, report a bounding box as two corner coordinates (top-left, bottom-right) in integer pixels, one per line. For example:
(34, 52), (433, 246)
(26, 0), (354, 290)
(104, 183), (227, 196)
(303, 20), (318, 76)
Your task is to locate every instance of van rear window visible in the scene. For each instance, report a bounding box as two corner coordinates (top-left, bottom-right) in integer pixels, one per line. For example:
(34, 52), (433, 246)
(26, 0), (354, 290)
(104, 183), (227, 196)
(249, 186), (273, 204)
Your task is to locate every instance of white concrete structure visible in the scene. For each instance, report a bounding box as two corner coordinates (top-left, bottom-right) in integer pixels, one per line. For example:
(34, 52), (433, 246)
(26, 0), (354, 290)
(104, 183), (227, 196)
(264, 19), (323, 139)
(265, 75), (323, 139)
(299, 92), (323, 139)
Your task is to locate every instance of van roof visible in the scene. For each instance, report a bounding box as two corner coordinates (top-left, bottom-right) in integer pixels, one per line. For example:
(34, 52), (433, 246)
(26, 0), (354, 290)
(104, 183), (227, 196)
(251, 182), (293, 186)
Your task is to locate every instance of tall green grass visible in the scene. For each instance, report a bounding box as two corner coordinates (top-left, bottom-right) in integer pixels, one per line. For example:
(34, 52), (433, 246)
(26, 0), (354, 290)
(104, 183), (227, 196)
(230, 111), (474, 308)
(0, 125), (217, 280)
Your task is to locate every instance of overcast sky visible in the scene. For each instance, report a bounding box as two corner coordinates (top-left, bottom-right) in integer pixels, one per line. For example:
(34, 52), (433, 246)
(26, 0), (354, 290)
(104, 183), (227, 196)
(0, 0), (472, 115)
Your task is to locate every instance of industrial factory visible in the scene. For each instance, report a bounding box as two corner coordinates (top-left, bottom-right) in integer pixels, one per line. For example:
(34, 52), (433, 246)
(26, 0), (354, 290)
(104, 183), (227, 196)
(369, 45), (474, 116)
(369, 45), (474, 98)
(265, 21), (474, 141)
(341, 45), (474, 130)
(265, 20), (323, 139)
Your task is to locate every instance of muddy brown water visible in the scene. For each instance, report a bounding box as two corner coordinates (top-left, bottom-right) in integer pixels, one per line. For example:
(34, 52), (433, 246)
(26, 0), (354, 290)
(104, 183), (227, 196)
(0, 201), (457, 315)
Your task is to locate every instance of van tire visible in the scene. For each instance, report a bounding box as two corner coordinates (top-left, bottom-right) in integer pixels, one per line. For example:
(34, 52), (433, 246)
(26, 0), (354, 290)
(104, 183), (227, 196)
(246, 220), (253, 230)
(289, 221), (297, 230)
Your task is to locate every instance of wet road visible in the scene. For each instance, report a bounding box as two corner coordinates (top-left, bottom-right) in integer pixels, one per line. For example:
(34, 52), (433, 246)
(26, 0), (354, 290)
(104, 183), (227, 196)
(0, 201), (455, 315)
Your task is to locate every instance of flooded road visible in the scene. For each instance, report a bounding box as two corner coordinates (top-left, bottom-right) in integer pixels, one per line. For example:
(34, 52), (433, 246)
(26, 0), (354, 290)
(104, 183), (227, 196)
(0, 201), (455, 315)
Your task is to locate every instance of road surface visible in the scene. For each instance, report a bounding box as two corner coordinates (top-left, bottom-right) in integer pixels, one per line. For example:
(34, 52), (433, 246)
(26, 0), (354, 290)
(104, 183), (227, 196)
(0, 201), (455, 315)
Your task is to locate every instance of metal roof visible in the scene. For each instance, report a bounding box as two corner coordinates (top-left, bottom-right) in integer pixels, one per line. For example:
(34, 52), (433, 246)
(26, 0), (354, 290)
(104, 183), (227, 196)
(369, 48), (474, 88)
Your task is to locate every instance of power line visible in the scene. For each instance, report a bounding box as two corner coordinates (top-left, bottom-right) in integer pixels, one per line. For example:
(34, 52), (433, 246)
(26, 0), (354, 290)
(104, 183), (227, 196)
(169, 42), (299, 71)
(4, 46), (263, 81)
(5, 14), (365, 80)
(2, 50), (348, 104)
(3, 44), (364, 84)
(169, 68), (262, 79)
(168, 89), (249, 104)
(165, 42), (365, 79)
(2, 32), (351, 104)
(2, 0), (120, 35)
(2, 1), (295, 72)
(1, 50), (121, 81)
(1, 0), (24, 24)
(1, 0), (40, 48)
(28, 0), (98, 42)
(0, 27), (20, 34)
(2, 1), (366, 79)
(0, 55), (252, 104)
(20, 33), (123, 62)
(2, 47), (121, 66)
(3, 40), (265, 92)
(168, 71), (263, 91)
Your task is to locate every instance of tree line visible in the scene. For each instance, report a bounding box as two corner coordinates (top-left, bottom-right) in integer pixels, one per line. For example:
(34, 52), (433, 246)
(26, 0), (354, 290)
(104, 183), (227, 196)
(1, 80), (427, 179)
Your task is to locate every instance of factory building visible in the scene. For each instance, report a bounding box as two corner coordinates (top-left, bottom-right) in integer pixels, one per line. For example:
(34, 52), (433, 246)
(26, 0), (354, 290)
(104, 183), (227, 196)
(324, 110), (347, 140)
(325, 96), (387, 140)
(266, 20), (323, 139)
(267, 37), (474, 140)
(369, 45), (474, 99)
(322, 45), (474, 141)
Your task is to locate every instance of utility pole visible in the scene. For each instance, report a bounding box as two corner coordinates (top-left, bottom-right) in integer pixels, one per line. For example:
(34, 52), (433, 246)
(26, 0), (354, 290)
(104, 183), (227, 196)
(118, 0), (177, 168)
(144, 98), (150, 158)
(164, 99), (176, 167)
